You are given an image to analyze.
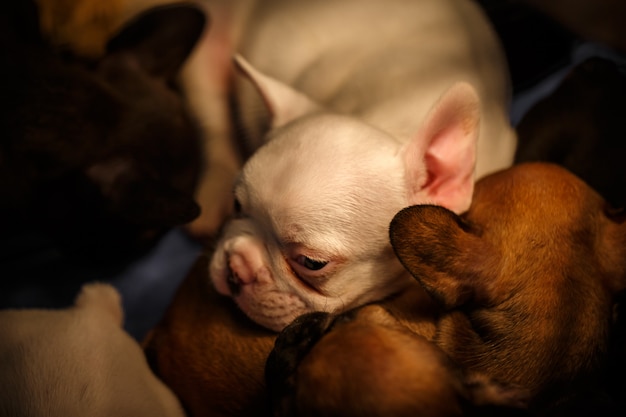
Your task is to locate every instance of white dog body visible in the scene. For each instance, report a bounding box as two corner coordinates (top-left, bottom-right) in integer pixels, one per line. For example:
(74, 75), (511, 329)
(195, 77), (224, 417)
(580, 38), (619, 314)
(193, 0), (516, 331)
(0, 284), (185, 417)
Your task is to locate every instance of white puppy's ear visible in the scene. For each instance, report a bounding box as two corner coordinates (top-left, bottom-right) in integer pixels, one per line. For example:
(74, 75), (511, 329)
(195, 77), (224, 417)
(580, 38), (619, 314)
(234, 54), (321, 128)
(403, 82), (480, 213)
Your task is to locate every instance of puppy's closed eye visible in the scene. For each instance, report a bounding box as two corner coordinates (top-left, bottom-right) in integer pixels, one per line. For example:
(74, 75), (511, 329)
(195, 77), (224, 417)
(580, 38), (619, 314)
(295, 255), (328, 271)
(288, 256), (330, 287)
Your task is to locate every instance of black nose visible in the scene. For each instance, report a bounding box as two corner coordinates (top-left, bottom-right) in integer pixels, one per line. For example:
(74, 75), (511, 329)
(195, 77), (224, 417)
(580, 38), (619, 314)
(226, 264), (241, 295)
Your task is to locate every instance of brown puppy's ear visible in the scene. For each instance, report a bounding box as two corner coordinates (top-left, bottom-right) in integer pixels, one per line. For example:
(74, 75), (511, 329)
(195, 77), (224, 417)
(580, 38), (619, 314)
(105, 3), (207, 79)
(389, 204), (490, 309)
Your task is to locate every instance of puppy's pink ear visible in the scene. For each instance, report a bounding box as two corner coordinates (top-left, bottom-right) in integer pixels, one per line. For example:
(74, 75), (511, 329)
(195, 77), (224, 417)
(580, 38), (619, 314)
(234, 54), (321, 129)
(389, 204), (488, 309)
(403, 82), (480, 214)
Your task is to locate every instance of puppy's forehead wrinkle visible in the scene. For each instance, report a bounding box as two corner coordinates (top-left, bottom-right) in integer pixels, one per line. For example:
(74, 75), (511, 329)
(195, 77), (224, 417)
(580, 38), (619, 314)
(244, 113), (404, 185)
(278, 178), (404, 238)
(240, 119), (406, 249)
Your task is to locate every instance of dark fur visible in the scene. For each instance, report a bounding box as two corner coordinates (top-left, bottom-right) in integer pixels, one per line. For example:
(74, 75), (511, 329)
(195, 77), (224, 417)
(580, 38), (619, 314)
(0, 1), (205, 265)
(266, 293), (530, 417)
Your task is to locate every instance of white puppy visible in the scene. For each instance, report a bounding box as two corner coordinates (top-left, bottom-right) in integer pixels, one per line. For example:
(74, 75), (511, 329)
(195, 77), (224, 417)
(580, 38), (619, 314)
(0, 283), (185, 417)
(197, 0), (516, 331)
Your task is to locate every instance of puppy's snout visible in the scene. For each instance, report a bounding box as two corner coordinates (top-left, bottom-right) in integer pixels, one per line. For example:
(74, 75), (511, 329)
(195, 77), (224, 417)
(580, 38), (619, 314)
(222, 239), (268, 294)
(225, 252), (256, 294)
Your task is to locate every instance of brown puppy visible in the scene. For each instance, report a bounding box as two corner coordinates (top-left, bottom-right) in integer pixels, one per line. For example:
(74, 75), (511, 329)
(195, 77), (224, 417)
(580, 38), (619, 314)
(390, 162), (626, 410)
(266, 286), (530, 417)
(266, 162), (626, 416)
(142, 255), (276, 417)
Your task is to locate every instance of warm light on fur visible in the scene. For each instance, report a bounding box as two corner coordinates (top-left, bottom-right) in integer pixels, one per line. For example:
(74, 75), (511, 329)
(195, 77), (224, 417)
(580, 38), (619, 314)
(266, 163), (626, 415)
(207, 0), (516, 332)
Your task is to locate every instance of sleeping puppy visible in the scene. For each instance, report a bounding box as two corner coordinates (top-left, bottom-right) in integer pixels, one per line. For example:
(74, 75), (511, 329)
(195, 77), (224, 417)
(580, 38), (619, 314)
(390, 162), (626, 411)
(0, 283), (185, 417)
(266, 287), (530, 417)
(266, 163), (626, 415)
(206, 0), (517, 332)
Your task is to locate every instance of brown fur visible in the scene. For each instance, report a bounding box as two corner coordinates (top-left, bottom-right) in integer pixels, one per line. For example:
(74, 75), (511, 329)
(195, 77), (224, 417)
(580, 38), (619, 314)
(266, 163), (626, 416)
(389, 162), (626, 410)
(35, 0), (176, 57)
(266, 286), (530, 417)
(36, 0), (126, 57)
(142, 255), (276, 417)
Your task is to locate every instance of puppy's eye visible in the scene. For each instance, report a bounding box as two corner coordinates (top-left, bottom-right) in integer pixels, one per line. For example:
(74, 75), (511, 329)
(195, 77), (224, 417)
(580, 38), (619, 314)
(296, 255), (328, 271)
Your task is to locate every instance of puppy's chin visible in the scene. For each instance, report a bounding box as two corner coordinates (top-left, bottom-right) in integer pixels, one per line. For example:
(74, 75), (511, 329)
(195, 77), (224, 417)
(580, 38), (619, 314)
(232, 285), (310, 332)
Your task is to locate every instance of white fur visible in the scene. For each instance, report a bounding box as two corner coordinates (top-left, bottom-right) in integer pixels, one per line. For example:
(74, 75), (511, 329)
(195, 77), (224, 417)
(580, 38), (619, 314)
(196, 0), (517, 331)
(0, 283), (185, 417)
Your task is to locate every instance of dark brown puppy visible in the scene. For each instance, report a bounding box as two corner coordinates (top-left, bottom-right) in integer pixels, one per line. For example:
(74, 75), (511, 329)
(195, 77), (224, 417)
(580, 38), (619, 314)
(1, 1), (204, 264)
(143, 255), (276, 417)
(390, 162), (626, 411)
